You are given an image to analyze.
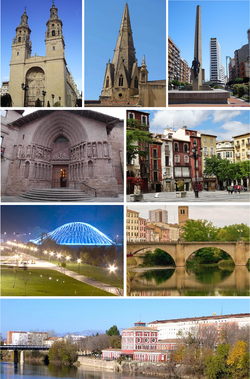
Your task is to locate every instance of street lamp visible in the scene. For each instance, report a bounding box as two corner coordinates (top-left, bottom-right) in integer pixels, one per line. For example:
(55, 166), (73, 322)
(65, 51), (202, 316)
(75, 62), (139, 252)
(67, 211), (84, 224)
(187, 141), (203, 198)
(238, 229), (243, 241)
(21, 83), (29, 107)
(51, 94), (55, 106)
(42, 90), (46, 107)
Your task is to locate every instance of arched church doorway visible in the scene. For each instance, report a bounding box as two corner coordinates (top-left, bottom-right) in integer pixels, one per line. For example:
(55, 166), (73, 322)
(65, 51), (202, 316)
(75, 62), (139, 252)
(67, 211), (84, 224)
(52, 165), (68, 188)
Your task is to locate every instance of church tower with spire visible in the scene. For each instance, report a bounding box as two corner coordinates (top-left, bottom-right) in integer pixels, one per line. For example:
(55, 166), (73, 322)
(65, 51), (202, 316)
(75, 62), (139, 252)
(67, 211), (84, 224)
(99, 3), (146, 104)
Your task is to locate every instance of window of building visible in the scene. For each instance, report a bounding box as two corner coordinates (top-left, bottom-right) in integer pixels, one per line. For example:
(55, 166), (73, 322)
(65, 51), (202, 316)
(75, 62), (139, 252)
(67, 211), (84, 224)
(210, 139), (213, 143)
(174, 142), (179, 152)
(153, 160), (158, 170)
(141, 115), (147, 124)
(242, 139), (245, 146)
(175, 155), (180, 163)
(153, 171), (158, 181)
(106, 76), (109, 88)
(184, 144), (188, 152)
(210, 147), (214, 155)
(53, 46), (55, 50)
(184, 155), (189, 163)
(52, 30), (55, 36)
(153, 149), (157, 158)
(204, 137), (206, 142)
(119, 75), (123, 86)
(165, 156), (169, 166)
(134, 76), (138, 88)
(128, 112), (135, 119)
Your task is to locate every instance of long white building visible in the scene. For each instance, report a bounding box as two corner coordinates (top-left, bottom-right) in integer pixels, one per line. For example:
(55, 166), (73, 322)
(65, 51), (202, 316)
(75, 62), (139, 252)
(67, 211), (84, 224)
(148, 313), (250, 340)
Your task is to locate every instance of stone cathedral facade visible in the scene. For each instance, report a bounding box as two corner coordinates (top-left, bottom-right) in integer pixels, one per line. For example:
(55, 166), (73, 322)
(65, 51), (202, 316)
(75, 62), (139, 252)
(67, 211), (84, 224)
(1, 110), (124, 197)
(9, 3), (78, 107)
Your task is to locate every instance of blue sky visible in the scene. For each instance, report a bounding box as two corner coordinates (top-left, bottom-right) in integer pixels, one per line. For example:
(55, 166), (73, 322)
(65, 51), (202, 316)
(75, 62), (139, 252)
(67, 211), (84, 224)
(127, 204), (250, 227)
(146, 109), (250, 141)
(1, 298), (249, 338)
(1, 205), (123, 243)
(85, 0), (166, 100)
(169, 0), (250, 81)
(1, 0), (82, 92)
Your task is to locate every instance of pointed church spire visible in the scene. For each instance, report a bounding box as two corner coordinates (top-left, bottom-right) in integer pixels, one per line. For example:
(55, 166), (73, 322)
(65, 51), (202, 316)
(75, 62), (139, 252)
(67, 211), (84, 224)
(112, 3), (136, 79)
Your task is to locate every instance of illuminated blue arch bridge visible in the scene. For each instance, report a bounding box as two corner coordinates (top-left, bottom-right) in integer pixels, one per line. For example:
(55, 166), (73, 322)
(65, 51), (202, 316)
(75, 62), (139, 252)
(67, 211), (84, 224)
(30, 222), (114, 246)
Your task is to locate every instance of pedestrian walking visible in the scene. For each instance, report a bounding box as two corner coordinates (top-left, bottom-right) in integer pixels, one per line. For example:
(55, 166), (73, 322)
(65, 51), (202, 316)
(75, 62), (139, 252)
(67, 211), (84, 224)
(227, 185), (230, 194)
(234, 184), (238, 193)
(238, 184), (241, 194)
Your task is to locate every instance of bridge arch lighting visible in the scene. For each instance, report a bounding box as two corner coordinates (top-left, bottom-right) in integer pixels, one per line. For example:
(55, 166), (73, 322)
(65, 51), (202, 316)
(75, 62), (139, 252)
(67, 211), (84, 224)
(30, 222), (114, 246)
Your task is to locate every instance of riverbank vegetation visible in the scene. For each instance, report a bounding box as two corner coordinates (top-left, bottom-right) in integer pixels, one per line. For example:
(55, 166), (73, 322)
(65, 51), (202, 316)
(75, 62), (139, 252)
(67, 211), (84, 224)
(48, 340), (78, 365)
(170, 324), (250, 379)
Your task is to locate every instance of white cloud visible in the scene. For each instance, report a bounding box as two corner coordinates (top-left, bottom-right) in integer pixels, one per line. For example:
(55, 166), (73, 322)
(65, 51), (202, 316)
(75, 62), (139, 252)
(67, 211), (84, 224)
(150, 110), (211, 132)
(212, 110), (242, 123)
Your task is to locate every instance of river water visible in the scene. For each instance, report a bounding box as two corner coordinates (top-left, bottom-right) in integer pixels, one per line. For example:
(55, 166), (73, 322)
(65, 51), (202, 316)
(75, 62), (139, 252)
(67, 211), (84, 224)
(0, 362), (161, 379)
(129, 266), (250, 296)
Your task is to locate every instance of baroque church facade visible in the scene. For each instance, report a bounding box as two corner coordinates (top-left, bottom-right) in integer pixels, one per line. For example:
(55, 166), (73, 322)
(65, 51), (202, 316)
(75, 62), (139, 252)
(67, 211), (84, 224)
(9, 3), (78, 107)
(1, 110), (123, 198)
(87, 3), (166, 107)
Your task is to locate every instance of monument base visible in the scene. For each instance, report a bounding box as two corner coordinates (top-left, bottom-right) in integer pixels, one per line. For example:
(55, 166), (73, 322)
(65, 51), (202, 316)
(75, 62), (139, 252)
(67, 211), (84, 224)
(169, 90), (230, 104)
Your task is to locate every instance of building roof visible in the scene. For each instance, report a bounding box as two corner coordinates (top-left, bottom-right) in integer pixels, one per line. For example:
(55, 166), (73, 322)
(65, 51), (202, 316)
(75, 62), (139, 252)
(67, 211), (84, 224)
(122, 326), (158, 332)
(149, 313), (250, 325)
(200, 133), (217, 137)
(233, 133), (250, 138)
(127, 209), (139, 214)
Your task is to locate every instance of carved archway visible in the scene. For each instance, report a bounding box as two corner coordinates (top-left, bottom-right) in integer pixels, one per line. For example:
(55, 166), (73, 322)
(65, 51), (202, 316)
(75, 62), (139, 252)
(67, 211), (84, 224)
(25, 67), (45, 107)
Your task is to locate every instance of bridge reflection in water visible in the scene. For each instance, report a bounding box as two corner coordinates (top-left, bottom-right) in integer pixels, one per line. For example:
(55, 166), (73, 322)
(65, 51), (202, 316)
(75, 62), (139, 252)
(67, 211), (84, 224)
(128, 266), (250, 296)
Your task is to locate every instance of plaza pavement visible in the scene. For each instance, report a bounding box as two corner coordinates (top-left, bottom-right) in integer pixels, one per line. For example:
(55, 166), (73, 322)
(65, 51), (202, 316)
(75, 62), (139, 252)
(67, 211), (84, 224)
(1, 252), (123, 296)
(1, 194), (124, 203)
(127, 190), (250, 202)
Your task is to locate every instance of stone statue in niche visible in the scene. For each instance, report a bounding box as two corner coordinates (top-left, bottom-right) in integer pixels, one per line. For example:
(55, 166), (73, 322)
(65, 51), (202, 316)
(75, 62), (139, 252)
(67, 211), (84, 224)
(87, 144), (92, 157)
(92, 143), (97, 157)
(103, 143), (108, 157)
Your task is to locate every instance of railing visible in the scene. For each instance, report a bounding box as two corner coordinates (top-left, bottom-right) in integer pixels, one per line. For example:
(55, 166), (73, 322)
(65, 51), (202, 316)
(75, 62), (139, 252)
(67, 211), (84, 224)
(80, 182), (97, 197)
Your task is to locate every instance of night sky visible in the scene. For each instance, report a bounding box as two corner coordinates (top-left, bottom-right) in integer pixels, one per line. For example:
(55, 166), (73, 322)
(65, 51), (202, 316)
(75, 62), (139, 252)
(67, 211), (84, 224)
(1, 205), (123, 243)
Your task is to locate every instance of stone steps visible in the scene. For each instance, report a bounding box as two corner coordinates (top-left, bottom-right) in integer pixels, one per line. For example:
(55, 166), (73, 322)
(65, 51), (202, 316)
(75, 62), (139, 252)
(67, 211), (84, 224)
(18, 188), (94, 202)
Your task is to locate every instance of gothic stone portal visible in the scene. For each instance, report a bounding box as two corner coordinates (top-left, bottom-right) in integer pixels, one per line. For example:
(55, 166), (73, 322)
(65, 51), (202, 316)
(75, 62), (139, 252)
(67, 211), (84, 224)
(2, 110), (122, 198)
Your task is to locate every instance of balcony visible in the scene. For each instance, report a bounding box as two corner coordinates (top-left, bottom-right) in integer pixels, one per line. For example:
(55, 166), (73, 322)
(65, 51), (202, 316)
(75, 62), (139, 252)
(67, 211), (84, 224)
(235, 144), (240, 149)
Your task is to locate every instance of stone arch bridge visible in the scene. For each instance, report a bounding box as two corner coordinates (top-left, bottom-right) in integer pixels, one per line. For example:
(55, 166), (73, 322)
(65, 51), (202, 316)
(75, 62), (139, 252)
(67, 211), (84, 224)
(127, 241), (250, 267)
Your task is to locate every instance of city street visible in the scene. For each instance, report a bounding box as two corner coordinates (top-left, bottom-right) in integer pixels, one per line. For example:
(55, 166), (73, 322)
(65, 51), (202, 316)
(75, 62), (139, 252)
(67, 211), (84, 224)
(127, 190), (250, 202)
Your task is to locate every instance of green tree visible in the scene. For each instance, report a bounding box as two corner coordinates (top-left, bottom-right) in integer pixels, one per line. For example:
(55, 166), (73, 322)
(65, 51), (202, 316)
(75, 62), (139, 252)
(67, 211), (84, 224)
(126, 118), (152, 163)
(106, 325), (120, 336)
(48, 340), (78, 365)
(182, 219), (218, 242)
(1, 93), (12, 107)
(206, 343), (230, 379)
(217, 224), (250, 242)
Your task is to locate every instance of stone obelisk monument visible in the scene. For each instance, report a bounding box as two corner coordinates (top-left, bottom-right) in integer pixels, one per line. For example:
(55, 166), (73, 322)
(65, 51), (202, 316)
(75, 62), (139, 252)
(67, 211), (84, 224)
(193, 5), (202, 90)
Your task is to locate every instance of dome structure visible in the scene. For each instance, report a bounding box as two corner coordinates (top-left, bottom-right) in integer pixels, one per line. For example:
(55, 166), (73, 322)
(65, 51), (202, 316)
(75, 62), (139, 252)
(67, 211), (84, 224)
(30, 222), (114, 245)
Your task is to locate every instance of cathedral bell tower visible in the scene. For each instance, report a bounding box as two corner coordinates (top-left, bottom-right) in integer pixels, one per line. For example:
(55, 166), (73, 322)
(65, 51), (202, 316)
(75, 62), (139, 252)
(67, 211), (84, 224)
(45, 2), (65, 58)
(11, 9), (32, 62)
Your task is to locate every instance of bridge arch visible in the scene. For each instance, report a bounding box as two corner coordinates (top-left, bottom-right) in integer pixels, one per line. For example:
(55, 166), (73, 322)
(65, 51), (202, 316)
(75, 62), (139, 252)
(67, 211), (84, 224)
(127, 241), (250, 267)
